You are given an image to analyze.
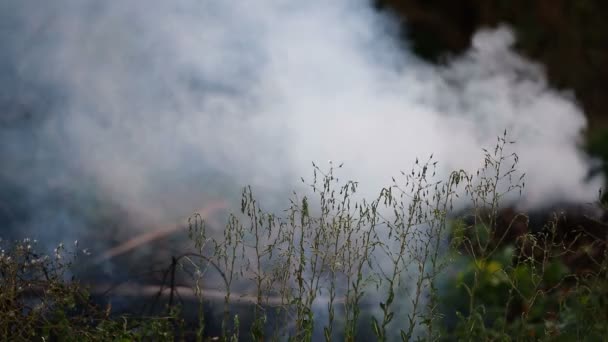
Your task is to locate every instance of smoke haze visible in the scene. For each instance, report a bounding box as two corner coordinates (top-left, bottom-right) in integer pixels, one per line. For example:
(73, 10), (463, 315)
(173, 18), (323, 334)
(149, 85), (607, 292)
(0, 0), (601, 246)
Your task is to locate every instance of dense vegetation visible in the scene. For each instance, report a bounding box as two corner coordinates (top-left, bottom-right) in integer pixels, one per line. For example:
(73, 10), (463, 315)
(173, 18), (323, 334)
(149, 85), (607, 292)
(1, 134), (606, 341)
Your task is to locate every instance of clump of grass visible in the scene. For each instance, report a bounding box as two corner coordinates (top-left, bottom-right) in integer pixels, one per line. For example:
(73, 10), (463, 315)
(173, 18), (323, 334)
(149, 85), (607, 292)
(183, 132), (607, 341)
(0, 238), (179, 341)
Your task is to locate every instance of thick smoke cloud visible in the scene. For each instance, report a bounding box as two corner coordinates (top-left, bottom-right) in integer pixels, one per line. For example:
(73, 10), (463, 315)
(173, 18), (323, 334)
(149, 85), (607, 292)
(0, 0), (601, 247)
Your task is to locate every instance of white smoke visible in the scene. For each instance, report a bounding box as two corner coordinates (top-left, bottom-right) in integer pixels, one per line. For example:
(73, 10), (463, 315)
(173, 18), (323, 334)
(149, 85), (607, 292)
(0, 0), (601, 239)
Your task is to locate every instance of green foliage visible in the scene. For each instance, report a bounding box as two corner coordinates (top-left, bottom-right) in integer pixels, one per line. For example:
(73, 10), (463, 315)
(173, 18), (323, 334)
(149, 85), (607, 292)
(0, 239), (178, 341)
(438, 138), (608, 340)
(440, 240), (607, 341)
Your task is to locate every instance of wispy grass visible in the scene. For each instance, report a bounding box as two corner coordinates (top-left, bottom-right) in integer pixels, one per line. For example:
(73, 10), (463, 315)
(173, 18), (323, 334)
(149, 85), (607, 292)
(1, 132), (606, 341)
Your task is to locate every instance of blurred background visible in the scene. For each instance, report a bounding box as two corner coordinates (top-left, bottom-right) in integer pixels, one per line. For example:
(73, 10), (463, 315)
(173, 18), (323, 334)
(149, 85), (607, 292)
(0, 0), (607, 337)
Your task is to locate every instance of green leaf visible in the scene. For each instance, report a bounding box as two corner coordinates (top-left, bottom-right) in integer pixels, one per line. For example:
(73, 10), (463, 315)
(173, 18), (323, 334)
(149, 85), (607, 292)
(371, 317), (381, 338)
